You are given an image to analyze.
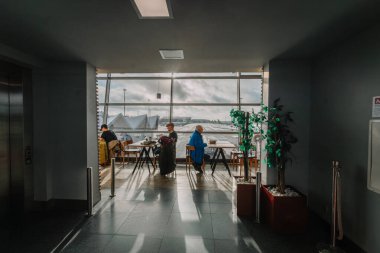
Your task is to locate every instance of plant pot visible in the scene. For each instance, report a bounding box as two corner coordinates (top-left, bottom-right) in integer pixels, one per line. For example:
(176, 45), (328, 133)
(233, 176), (256, 217)
(261, 185), (307, 234)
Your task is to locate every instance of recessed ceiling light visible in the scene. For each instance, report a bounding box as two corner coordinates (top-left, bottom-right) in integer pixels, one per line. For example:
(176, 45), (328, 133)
(159, 50), (184, 60)
(131, 0), (173, 19)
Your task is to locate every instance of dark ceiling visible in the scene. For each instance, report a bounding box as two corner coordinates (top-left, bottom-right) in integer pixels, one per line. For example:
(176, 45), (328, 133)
(0, 0), (379, 73)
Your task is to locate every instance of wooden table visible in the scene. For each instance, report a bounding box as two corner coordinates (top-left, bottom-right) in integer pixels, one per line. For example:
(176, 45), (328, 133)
(129, 140), (158, 174)
(207, 141), (236, 176)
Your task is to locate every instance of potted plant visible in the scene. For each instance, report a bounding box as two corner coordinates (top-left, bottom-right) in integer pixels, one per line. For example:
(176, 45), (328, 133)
(261, 98), (307, 233)
(230, 109), (263, 216)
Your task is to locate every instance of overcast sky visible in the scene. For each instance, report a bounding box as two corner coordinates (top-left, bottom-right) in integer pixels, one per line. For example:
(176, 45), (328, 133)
(98, 77), (261, 121)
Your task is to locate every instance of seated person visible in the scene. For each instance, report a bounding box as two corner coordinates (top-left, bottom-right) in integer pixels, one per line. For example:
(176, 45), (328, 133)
(188, 125), (210, 173)
(99, 124), (119, 159)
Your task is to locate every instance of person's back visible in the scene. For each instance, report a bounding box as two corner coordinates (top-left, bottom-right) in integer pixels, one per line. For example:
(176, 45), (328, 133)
(101, 130), (118, 143)
(100, 124), (119, 159)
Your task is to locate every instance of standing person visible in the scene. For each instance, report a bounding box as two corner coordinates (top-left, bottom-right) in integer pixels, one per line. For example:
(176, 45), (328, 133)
(167, 122), (177, 168)
(100, 124), (119, 159)
(166, 122), (177, 143)
(188, 125), (209, 173)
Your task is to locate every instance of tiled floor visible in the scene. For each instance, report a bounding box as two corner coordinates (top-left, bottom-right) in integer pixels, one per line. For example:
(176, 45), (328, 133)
(2, 163), (348, 253)
(61, 163), (333, 253)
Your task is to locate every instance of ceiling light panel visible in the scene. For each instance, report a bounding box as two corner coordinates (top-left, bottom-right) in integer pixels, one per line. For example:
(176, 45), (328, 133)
(131, 0), (173, 19)
(159, 50), (184, 60)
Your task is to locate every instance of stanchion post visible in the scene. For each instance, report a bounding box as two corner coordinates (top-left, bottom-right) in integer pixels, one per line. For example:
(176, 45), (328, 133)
(110, 158), (116, 197)
(256, 170), (262, 223)
(87, 167), (93, 216)
(331, 160), (339, 247)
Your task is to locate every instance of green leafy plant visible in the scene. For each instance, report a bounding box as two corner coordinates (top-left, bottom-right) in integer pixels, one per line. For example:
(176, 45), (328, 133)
(230, 109), (253, 182)
(265, 98), (298, 194)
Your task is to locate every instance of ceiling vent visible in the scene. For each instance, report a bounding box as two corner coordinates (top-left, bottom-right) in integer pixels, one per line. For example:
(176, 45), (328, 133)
(159, 50), (184, 60)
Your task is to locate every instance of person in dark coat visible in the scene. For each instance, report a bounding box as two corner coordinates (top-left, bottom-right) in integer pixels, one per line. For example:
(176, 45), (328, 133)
(158, 136), (176, 175)
(188, 125), (209, 173)
(166, 122), (177, 168)
(99, 124), (120, 161)
(166, 122), (178, 143)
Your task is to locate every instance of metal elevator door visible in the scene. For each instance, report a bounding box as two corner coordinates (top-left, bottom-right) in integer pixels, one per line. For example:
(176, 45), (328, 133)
(0, 74), (10, 217)
(0, 67), (24, 218)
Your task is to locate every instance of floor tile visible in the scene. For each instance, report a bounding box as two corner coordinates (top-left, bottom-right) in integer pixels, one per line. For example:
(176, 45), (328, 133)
(62, 233), (113, 253)
(172, 200), (211, 213)
(129, 201), (174, 216)
(117, 213), (170, 238)
(211, 213), (251, 240)
(164, 213), (213, 239)
(103, 235), (162, 253)
(214, 238), (262, 253)
(210, 203), (234, 214)
(208, 190), (232, 203)
(159, 237), (214, 253)
(81, 211), (129, 234)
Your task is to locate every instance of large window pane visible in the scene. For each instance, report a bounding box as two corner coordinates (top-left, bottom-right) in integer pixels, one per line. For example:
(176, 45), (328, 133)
(240, 105), (262, 114)
(172, 106), (236, 131)
(240, 79), (262, 104)
(97, 79), (106, 103)
(107, 106), (170, 131)
(173, 72), (236, 77)
(109, 79), (171, 103)
(173, 79), (237, 103)
(111, 73), (172, 78)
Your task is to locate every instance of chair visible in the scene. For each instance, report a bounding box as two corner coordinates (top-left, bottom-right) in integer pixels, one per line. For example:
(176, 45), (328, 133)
(230, 150), (243, 171)
(239, 154), (259, 178)
(122, 140), (141, 167)
(185, 145), (195, 172)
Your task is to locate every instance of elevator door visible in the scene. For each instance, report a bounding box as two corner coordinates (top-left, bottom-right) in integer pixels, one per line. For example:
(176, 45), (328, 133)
(0, 75), (10, 217)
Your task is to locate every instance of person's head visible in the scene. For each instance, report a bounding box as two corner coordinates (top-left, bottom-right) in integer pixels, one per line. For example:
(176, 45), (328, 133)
(100, 124), (108, 132)
(195, 125), (204, 133)
(166, 122), (174, 132)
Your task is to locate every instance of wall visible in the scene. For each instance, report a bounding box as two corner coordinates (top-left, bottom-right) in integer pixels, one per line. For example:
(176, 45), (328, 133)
(33, 62), (99, 203)
(86, 64), (101, 203)
(309, 24), (380, 252)
(0, 41), (100, 207)
(268, 59), (311, 195)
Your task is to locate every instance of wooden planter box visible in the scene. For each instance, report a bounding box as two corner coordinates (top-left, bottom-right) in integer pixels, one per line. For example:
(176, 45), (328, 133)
(261, 185), (308, 234)
(233, 176), (256, 217)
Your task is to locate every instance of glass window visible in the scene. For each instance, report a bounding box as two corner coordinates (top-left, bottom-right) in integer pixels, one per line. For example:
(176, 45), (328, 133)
(240, 105), (262, 114)
(240, 72), (262, 76)
(111, 73), (172, 78)
(240, 79), (262, 104)
(97, 79), (107, 103)
(172, 106), (236, 131)
(109, 79), (171, 103)
(173, 79), (237, 103)
(173, 72), (236, 78)
(97, 72), (264, 160)
(107, 106), (170, 131)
